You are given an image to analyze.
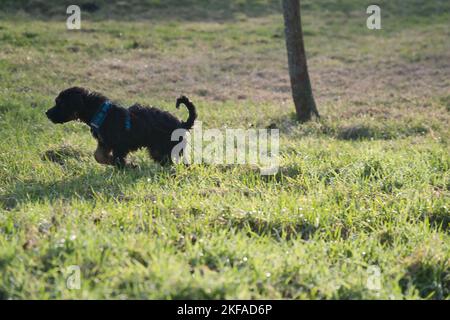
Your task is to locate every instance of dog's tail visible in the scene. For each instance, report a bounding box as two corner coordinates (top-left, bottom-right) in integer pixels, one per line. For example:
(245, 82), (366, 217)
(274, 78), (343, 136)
(176, 95), (197, 130)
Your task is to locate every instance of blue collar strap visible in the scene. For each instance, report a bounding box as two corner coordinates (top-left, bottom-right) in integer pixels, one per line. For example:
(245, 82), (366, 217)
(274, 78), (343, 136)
(124, 111), (131, 130)
(90, 101), (131, 140)
(90, 101), (112, 130)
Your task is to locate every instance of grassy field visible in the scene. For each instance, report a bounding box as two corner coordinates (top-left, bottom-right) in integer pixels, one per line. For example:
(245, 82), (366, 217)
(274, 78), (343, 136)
(0, 0), (449, 299)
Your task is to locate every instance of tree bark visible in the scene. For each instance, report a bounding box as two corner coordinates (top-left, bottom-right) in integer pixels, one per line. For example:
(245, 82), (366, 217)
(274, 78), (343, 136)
(282, 0), (319, 122)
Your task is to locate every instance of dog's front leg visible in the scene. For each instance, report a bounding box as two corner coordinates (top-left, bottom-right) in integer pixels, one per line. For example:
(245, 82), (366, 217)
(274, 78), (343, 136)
(94, 144), (113, 165)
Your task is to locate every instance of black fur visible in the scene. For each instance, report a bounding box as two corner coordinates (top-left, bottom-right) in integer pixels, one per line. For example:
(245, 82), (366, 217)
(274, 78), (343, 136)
(46, 87), (197, 168)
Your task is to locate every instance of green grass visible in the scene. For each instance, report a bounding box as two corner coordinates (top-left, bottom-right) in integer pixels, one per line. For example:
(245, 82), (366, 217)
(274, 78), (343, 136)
(0, 0), (449, 299)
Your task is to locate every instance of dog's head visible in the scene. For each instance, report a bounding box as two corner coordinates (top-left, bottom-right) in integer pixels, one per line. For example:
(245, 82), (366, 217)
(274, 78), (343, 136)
(46, 87), (89, 124)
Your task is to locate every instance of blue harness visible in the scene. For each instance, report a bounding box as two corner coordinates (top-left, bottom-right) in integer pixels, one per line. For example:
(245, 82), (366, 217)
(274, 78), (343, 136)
(90, 101), (131, 140)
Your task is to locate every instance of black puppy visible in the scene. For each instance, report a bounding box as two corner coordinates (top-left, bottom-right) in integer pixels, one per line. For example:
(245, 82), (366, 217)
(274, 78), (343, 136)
(46, 87), (197, 168)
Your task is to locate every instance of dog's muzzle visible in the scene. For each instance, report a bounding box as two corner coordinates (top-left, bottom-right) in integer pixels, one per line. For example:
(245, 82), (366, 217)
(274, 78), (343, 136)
(46, 107), (61, 123)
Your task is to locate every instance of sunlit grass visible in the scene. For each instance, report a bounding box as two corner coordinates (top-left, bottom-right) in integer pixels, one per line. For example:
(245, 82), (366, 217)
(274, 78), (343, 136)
(0, 0), (449, 299)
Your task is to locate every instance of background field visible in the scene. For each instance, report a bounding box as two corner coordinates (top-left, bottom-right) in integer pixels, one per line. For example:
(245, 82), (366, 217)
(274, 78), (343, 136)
(0, 0), (449, 299)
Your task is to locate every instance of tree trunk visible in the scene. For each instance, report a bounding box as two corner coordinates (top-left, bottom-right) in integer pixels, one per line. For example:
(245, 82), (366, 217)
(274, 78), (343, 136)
(282, 0), (319, 122)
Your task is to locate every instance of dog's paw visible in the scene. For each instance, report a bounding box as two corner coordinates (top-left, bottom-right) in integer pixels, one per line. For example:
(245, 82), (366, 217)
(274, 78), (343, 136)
(176, 95), (190, 108)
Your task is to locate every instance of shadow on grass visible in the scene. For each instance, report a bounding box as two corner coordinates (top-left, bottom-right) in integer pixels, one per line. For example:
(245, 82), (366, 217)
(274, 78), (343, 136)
(336, 124), (429, 141)
(1, 0), (448, 22)
(218, 213), (319, 241)
(399, 260), (449, 299)
(0, 0), (282, 22)
(41, 145), (87, 165)
(0, 165), (169, 210)
(268, 112), (430, 141)
(419, 205), (450, 234)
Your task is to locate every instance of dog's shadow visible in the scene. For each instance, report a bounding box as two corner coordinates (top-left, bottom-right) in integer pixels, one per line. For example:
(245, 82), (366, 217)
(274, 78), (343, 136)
(0, 163), (171, 211)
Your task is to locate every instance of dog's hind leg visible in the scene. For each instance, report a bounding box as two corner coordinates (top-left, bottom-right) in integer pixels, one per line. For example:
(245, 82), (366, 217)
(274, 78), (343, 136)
(148, 148), (172, 166)
(94, 143), (113, 165)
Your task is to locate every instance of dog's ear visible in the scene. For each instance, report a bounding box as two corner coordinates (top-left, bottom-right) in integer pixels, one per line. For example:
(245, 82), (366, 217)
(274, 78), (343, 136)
(68, 91), (84, 109)
(61, 88), (88, 120)
(65, 88), (89, 116)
